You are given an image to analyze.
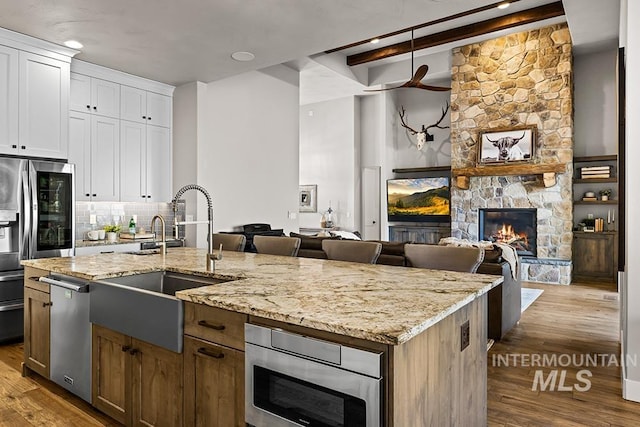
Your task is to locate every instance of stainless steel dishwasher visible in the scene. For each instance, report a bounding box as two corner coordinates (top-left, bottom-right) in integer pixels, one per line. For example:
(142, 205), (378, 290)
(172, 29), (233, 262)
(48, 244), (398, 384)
(39, 275), (91, 403)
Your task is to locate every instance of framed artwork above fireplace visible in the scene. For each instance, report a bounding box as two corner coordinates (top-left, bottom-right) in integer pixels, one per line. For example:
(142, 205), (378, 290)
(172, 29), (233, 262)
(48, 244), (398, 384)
(477, 125), (537, 165)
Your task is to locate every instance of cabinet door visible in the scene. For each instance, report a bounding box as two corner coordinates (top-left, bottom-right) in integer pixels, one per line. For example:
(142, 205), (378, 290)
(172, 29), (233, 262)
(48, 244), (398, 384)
(184, 336), (244, 427)
(92, 324), (131, 426)
(70, 72), (91, 113)
(146, 125), (172, 202)
(131, 338), (183, 427)
(92, 78), (120, 118)
(18, 51), (69, 159)
(573, 233), (616, 281)
(91, 116), (120, 201)
(0, 45), (19, 155)
(121, 85), (147, 124)
(146, 92), (172, 128)
(120, 121), (147, 202)
(23, 286), (50, 378)
(69, 111), (92, 201)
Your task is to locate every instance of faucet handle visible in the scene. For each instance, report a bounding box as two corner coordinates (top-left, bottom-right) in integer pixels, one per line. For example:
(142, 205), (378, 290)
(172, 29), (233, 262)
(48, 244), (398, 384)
(214, 243), (223, 260)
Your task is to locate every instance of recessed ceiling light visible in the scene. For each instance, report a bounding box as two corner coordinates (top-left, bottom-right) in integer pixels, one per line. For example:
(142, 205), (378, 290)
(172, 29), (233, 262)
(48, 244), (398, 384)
(370, 38), (380, 44)
(231, 51), (255, 62)
(497, 2), (510, 9)
(64, 40), (83, 49)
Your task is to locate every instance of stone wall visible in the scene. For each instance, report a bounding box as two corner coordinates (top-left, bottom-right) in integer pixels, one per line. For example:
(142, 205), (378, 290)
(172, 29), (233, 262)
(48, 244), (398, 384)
(449, 23), (573, 283)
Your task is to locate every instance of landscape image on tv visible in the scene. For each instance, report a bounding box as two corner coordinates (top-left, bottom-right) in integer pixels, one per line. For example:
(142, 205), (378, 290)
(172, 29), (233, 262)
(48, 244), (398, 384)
(387, 177), (450, 220)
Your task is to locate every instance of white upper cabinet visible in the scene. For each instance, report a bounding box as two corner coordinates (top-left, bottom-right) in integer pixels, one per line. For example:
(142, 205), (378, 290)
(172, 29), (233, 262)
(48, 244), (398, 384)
(70, 72), (120, 118)
(18, 51), (69, 159)
(121, 85), (171, 128)
(145, 125), (171, 202)
(0, 45), (19, 155)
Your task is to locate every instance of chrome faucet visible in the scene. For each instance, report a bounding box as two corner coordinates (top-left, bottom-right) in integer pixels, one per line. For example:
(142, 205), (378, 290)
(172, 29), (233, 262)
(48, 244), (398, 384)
(151, 214), (167, 255)
(172, 184), (217, 271)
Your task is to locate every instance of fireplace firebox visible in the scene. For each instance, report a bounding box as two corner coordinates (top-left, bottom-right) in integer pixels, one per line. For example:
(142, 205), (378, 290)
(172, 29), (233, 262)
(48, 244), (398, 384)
(479, 208), (537, 257)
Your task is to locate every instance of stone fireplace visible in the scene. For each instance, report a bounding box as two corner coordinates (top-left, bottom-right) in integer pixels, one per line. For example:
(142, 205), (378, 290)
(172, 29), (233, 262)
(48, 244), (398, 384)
(479, 208), (537, 256)
(449, 23), (573, 284)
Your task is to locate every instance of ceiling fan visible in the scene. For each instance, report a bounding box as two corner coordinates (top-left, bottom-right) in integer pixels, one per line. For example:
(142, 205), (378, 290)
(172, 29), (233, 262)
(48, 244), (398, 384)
(364, 29), (451, 92)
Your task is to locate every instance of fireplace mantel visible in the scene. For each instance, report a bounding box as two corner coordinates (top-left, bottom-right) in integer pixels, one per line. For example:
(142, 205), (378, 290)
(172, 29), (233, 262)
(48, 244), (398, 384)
(452, 163), (568, 189)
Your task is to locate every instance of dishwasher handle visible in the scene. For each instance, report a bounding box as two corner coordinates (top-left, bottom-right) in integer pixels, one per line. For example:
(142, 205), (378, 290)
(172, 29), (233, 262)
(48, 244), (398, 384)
(39, 277), (89, 293)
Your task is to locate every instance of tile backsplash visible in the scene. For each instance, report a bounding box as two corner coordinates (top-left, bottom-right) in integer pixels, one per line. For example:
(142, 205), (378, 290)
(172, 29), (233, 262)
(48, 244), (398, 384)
(76, 201), (185, 240)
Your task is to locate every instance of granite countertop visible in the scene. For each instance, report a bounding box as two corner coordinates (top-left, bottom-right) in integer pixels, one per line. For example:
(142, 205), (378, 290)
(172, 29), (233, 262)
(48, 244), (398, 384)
(22, 247), (502, 345)
(75, 237), (181, 248)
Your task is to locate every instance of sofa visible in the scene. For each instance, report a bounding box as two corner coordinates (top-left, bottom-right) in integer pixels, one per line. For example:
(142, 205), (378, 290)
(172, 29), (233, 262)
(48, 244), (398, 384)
(292, 233), (521, 341)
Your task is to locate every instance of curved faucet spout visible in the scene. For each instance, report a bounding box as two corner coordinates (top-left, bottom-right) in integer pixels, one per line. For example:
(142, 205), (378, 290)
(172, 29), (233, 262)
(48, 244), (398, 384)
(172, 184), (215, 271)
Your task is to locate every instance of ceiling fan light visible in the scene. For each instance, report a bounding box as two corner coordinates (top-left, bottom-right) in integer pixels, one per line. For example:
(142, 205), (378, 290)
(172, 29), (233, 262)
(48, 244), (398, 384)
(497, 2), (511, 9)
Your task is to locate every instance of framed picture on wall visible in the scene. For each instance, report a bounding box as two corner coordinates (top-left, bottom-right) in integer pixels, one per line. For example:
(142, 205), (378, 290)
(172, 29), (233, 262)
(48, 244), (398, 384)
(299, 185), (317, 212)
(477, 125), (537, 165)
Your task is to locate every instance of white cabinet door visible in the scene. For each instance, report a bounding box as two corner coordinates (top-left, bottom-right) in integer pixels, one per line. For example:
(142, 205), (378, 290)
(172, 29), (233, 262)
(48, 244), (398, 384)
(120, 120), (147, 202)
(91, 116), (120, 201)
(0, 45), (19, 155)
(68, 111), (92, 201)
(146, 125), (171, 202)
(146, 92), (172, 128)
(18, 52), (69, 159)
(70, 72), (91, 113)
(92, 78), (120, 118)
(120, 85), (146, 124)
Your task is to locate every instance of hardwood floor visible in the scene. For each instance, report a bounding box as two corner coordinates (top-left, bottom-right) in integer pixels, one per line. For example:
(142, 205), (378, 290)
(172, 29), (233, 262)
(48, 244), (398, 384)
(488, 281), (640, 426)
(0, 281), (638, 426)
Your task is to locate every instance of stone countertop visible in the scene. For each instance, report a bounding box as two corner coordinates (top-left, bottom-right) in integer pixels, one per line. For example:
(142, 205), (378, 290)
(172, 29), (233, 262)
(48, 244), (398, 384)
(22, 247), (502, 345)
(75, 238), (181, 248)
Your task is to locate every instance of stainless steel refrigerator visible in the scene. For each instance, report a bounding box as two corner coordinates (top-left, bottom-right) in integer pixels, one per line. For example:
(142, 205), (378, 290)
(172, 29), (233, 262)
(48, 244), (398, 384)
(0, 156), (75, 342)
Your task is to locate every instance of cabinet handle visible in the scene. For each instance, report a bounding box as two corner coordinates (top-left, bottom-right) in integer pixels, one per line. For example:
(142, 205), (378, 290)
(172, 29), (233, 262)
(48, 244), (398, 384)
(142, 116), (146, 119)
(28, 276), (41, 282)
(197, 320), (226, 331)
(197, 347), (225, 359)
(129, 348), (139, 355)
(42, 302), (52, 307)
(147, 117), (151, 120)
(85, 193), (90, 197)
(92, 194), (97, 197)
(21, 146), (26, 150)
(11, 144), (17, 149)
(93, 106), (97, 110)
(121, 345), (131, 352)
(86, 105), (91, 109)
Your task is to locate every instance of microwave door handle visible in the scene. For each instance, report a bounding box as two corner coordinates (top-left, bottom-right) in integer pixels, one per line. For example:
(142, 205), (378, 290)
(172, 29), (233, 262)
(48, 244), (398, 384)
(21, 170), (30, 260)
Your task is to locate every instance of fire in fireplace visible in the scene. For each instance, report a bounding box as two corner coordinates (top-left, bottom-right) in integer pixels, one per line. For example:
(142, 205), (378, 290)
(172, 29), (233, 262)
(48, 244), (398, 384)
(479, 208), (537, 257)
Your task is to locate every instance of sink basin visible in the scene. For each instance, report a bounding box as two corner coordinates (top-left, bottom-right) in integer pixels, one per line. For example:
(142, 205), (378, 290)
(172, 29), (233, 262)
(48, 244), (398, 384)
(90, 271), (232, 353)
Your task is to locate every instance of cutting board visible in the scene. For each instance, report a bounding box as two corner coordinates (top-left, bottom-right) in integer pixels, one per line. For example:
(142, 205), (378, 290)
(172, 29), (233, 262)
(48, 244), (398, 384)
(119, 232), (155, 240)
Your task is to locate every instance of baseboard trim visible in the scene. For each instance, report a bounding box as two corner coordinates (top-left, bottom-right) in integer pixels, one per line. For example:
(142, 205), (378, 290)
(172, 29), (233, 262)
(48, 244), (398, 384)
(623, 378), (640, 402)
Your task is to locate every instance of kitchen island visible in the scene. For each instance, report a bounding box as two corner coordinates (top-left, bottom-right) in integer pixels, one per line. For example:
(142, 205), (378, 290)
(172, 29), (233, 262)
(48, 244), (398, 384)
(22, 247), (502, 426)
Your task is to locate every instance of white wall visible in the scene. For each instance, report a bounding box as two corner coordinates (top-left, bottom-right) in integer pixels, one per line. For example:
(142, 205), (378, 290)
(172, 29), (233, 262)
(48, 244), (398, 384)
(574, 49), (618, 157)
(197, 65), (300, 239)
(299, 96), (359, 231)
(622, 0), (640, 402)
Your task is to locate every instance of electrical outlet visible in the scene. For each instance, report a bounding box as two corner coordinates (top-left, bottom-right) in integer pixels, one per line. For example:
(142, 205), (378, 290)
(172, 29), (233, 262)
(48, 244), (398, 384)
(461, 320), (470, 351)
(133, 214), (137, 223)
(89, 214), (97, 225)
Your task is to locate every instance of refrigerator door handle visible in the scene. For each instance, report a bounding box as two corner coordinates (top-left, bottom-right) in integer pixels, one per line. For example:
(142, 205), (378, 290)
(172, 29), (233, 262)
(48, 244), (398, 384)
(21, 169), (30, 260)
(28, 164), (38, 259)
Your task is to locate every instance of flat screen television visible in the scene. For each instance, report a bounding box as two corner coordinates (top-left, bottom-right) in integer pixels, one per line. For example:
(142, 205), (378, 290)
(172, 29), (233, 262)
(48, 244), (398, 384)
(387, 177), (451, 222)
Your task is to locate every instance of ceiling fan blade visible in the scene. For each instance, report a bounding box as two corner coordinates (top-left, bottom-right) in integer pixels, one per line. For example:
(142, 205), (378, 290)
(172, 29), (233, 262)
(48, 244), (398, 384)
(413, 82), (452, 91)
(363, 85), (403, 92)
(408, 65), (429, 84)
(363, 63), (451, 92)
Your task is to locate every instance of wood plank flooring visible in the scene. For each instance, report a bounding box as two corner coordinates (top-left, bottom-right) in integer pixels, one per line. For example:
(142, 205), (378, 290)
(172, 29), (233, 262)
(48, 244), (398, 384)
(0, 281), (638, 426)
(488, 281), (640, 426)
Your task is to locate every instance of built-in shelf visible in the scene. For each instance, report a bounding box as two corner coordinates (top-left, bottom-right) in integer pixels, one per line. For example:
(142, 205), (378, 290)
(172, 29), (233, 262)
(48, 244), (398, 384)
(573, 200), (618, 205)
(573, 155), (617, 163)
(452, 163), (567, 189)
(573, 178), (617, 184)
(392, 166), (452, 174)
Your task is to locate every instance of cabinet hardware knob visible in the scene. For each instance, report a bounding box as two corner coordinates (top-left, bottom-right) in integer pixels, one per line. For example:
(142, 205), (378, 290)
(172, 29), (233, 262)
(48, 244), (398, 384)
(142, 116), (146, 119)
(11, 144), (17, 149)
(86, 193), (90, 197)
(42, 302), (53, 307)
(28, 276), (41, 282)
(93, 106), (97, 110)
(197, 320), (226, 331)
(147, 117), (151, 120)
(121, 345), (131, 352)
(197, 348), (225, 359)
(21, 146), (26, 150)
(86, 105), (90, 109)
(92, 194), (97, 197)
(129, 348), (139, 355)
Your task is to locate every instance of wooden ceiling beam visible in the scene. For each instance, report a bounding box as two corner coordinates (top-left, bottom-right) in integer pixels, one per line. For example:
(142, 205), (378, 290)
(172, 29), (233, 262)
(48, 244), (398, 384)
(346, 2), (565, 67)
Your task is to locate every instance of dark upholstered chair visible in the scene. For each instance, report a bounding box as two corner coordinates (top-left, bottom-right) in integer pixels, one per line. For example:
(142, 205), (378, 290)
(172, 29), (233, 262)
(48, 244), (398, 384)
(212, 233), (246, 252)
(404, 244), (485, 273)
(322, 240), (382, 264)
(253, 235), (301, 257)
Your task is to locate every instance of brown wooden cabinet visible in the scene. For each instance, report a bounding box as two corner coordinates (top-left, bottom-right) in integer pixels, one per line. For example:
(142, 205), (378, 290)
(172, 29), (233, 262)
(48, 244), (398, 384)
(23, 267), (51, 378)
(388, 225), (450, 244)
(183, 303), (247, 427)
(573, 232), (617, 282)
(92, 324), (183, 427)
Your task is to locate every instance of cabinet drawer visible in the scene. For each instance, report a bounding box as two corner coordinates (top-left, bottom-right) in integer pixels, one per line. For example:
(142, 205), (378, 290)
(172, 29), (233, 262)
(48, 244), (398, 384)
(184, 303), (247, 351)
(24, 267), (50, 293)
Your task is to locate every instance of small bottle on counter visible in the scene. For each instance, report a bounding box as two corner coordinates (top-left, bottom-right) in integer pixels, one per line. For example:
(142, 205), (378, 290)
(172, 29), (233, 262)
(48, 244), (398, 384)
(128, 217), (136, 234)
